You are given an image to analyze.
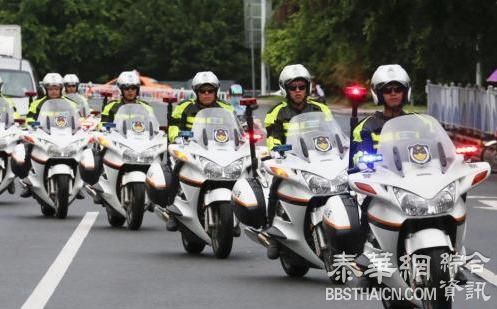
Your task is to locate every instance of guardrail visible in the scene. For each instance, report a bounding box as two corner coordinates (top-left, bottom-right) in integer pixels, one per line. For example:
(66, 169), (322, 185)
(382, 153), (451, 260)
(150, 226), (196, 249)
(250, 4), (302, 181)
(426, 80), (497, 136)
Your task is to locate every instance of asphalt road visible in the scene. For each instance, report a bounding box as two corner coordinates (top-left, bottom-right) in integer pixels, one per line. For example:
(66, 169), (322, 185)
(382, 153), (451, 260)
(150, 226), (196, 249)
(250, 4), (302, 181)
(1, 107), (496, 309)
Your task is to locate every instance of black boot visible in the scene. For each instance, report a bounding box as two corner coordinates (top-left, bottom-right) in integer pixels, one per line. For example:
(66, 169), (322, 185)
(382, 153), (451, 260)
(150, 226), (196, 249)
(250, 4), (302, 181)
(76, 191), (85, 199)
(266, 239), (280, 259)
(20, 186), (32, 198)
(7, 181), (15, 194)
(166, 216), (178, 231)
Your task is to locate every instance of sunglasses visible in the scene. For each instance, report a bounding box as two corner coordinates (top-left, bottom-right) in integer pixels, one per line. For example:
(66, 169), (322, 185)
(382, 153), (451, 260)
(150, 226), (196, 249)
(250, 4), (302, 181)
(198, 88), (215, 94)
(288, 85), (307, 91)
(123, 86), (138, 91)
(381, 86), (404, 94)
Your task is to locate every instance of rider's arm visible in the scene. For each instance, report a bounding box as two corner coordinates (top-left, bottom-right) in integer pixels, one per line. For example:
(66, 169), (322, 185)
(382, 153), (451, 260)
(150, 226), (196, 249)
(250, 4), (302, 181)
(168, 101), (192, 143)
(26, 99), (43, 124)
(264, 104), (285, 151)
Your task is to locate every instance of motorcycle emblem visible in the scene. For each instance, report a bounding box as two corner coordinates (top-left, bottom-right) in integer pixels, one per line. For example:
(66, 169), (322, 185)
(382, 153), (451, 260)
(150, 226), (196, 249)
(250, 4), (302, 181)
(313, 136), (331, 152)
(55, 114), (67, 128)
(408, 144), (431, 164)
(214, 129), (229, 143)
(132, 121), (145, 133)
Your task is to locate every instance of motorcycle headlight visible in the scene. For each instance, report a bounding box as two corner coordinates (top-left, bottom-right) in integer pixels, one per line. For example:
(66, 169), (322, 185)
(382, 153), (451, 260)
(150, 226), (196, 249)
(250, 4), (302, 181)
(302, 171), (348, 195)
(200, 157), (223, 179)
(394, 182), (456, 216)
(199, 157), (243, 180)
(123, 149), (154, 164)
(224, 159), (244, 179)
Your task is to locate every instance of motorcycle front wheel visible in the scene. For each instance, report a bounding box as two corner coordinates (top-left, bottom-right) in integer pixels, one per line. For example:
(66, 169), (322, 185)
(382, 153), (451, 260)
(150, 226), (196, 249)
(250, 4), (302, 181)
(211, 202), (234, 259)
(181, 228), (206, 254)
(53, 174), (70, 219)
(280, 251), (309, 277)
(125, 183), (145, 230)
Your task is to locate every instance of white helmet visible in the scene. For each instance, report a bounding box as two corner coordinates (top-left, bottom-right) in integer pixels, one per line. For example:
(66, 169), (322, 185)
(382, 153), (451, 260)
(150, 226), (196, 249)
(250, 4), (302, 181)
(63, 74), (80, 86)
(191, 71), (220, 92)
(117, 71), (140, 88)
(278, 64), (311, 97)
(42, 73), (64, 89)
(371, 64), (411, 105)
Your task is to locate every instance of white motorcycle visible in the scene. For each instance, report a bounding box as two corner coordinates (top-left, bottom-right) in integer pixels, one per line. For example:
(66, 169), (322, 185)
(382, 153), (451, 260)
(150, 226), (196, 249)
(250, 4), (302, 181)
(0, 97), (21, 195)
(232, 112), (363, 278)
(348, 114), (490, 309)
(14, 99), (93, 218)
(85, 104), (167, 230)
(163, 107), (252, 258)
(65, 93), (99, 131)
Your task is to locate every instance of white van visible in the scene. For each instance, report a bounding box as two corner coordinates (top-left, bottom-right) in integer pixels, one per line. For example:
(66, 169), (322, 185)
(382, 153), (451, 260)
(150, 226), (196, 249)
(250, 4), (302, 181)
(0, 25), (39, 115)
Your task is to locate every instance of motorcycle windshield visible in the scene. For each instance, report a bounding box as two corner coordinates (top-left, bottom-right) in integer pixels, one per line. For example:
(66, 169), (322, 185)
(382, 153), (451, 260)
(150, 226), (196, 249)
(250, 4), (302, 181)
(286, 112), (349, 162)
(377, 114), (456, 176)
(191, 107), (242, 150)
(114, 104), (159, 139)
(38, 99), (80, 135)
(0, 97), (15, 129)
(65, 93), (90, 117)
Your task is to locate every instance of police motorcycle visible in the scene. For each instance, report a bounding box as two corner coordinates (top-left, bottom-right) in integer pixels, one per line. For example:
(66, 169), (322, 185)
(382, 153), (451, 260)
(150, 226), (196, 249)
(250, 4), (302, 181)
(0, 97), (22, 195)
(348, 114), (490, 309)
(157, 106), (257, 258)
(82, 104), (167, 230)
(65, 93), (99, 131)
(13, 99), (93, 218)
(232, 111), (364, 278)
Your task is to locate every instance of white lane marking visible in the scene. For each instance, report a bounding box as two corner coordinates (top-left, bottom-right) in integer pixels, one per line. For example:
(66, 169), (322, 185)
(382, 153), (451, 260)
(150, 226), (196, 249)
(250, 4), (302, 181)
(21, 212), (98, 309)
(465, 261), (497, 287)
(473, 199), (497, 211)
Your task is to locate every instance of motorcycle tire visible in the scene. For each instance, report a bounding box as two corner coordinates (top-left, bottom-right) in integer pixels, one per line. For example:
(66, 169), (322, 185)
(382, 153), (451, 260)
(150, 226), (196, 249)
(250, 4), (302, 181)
(181, 228), (205, 254)
(420, 247), (452, 309)
(54, 175), (70, 219)
(280, 252), (309, 277)
(211, 202), (234, 259)
(126, 183), (145, 230)
(106, 204), (125, 227)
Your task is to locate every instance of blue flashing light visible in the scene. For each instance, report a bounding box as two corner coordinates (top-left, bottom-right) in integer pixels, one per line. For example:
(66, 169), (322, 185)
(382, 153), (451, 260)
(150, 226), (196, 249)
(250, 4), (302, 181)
(359, 153), (383, 164)
(179, 131), (194, 138)
(273, 144), (292, 153)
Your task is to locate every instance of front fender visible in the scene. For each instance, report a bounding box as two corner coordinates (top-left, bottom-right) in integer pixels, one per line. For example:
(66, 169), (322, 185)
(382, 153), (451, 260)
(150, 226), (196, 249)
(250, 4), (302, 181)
(204, 188), (232, 206)
(404, 228), (453, 255)
(48, 164), (74, 179)
(122, 171), (146, 186)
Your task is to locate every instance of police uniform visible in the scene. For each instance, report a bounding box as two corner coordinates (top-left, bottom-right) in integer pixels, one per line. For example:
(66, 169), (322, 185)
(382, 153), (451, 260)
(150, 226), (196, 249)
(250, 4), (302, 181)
(26, 96), (78, 124)
(168, 99), (234, 143)
(100, 98), (152, 125)
(351, 111), (408, 164)
(264, 99), (332, 150)
(0, 94), (20, 118)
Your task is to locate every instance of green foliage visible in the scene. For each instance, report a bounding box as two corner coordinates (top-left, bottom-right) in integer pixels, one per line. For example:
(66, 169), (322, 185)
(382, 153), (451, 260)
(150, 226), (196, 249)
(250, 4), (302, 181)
(265, 0), (497, 103)
(0, 0), (251, 83)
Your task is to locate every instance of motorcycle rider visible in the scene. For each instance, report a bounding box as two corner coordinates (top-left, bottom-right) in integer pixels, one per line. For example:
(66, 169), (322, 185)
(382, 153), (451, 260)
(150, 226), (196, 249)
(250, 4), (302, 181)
(351, 64), (411, 167)
(20, 73), (79, 197)
(90, 71), (153, 199)
(264, 64), (333, 259)
(164, 71), (234, 231)
(351, 64), (411, 229)
(100, 71), (152, 126)
(0, 76), (20, 118)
